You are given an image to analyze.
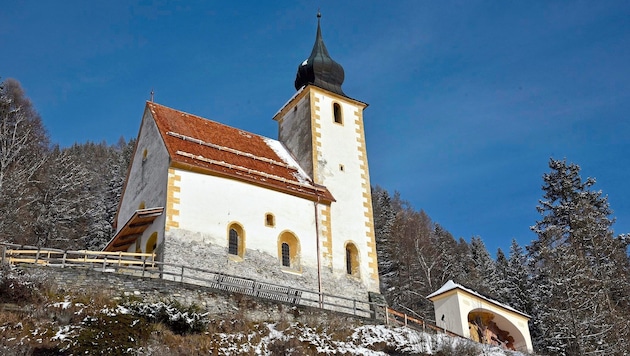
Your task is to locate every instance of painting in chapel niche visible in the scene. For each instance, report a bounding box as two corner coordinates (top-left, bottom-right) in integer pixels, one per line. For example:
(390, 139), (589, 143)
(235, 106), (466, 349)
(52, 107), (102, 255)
(468, 311), (515, 351)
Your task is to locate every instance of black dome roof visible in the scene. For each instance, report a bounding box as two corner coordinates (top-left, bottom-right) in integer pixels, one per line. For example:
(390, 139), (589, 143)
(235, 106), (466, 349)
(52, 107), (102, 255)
(294, 13), (345, 96)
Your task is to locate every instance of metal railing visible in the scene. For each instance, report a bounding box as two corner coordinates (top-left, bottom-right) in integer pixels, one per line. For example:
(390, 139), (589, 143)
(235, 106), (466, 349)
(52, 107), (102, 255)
(0, 243), (384, 319)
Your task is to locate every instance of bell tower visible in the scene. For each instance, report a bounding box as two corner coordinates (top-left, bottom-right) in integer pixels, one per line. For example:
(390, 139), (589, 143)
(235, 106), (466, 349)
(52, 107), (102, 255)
(273, 13), (380, 294)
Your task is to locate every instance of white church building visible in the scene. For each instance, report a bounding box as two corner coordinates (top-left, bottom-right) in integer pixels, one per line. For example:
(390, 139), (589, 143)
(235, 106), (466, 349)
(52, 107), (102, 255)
(104, 14), (381, 304)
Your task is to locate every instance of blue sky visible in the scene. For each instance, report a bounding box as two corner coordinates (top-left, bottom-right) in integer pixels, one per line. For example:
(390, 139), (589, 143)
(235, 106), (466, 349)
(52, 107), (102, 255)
(2, 1), (630, 255)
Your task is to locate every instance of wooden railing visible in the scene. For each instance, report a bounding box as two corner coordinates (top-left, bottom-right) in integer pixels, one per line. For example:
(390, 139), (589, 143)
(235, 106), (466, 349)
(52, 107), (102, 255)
(0, 243), (384, 319)
(385, 307), (465, 339)
(1, 243), (472, 341)
(3, 248), (155, 267)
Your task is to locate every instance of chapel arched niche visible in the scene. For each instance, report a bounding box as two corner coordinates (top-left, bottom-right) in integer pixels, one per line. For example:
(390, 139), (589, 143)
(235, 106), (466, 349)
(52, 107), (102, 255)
(467, 309), (526, 351)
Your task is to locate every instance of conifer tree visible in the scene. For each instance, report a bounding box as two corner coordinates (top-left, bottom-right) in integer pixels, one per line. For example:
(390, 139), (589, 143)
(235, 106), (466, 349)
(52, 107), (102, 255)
(494, 248), (510, 302)
(467, 236), (497, 297)
(505, 239), (531, 314)
(372, 186), (397, 291)
(529, 158), (630, 355)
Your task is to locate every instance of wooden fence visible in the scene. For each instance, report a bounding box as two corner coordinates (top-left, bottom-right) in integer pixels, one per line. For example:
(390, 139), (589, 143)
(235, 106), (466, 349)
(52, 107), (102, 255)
(0, 242), (468, 341)
(0, 243), (382, 319)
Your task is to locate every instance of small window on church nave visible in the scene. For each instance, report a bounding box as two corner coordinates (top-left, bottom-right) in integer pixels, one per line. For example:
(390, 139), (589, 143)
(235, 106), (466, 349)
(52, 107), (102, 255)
(265, 213), (275, 227)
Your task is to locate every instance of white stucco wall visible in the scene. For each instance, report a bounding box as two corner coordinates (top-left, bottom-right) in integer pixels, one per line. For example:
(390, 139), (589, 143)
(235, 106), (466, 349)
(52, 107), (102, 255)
(312, 91), (379, 292)
(172, 168), (319, 268)
(275, 87), (379, 294)
(433, 293), (465, 336)
(116, 108), (170, 253)
(162, 167), (373, 302)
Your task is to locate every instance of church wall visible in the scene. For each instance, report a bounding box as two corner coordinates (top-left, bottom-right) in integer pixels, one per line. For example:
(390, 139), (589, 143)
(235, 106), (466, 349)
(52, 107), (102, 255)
(162, 233), (371, 305)
(116, 109), (169, 254)
(160, 168), (373, 303)
(167, 168), (319, 268)
(311, 89), (380, 293)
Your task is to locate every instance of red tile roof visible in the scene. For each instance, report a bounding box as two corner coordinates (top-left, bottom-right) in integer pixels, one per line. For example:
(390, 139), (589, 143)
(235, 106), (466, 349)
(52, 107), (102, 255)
(147, 102), (334, 203)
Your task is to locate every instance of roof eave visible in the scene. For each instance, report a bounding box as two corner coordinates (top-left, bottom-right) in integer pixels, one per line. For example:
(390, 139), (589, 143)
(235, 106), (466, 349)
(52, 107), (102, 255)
(170, 160), (335, 204)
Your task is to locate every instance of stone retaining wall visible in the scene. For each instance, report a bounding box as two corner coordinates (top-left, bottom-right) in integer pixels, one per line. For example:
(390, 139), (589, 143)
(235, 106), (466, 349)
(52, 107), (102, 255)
(17, 264), (377, 325)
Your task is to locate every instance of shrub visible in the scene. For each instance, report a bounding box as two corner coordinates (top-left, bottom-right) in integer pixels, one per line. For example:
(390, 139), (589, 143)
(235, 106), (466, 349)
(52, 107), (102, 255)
(436, 337), (481, 356)
(126, 300), (209, 335)
(0, 265), (48, 305)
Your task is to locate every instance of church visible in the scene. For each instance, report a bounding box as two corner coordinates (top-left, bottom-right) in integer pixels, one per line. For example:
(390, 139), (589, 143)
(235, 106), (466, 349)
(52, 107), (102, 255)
(104, 13), (382, 304)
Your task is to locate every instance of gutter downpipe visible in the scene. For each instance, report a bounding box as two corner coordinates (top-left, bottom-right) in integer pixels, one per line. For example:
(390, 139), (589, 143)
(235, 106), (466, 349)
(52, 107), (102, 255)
(314, 195), (323, 308)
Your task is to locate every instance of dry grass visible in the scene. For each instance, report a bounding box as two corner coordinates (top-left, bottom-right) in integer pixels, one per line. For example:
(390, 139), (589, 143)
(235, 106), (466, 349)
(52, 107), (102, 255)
(0, 266), (505, 356)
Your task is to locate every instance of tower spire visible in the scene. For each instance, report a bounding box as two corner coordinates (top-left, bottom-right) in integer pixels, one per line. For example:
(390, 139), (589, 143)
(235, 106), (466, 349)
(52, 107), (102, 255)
(294, 11), (346, 96)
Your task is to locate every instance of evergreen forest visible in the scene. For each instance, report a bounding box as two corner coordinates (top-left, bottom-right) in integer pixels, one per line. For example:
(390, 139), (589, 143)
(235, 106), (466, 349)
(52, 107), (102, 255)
(2, 78), (630, 355)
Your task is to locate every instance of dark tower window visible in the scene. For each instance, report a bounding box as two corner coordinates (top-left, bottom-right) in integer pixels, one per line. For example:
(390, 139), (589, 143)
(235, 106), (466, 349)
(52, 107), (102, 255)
(281, 243), (290, 267)
(229, 229), (239, 255)
(333, 103), (343, 124)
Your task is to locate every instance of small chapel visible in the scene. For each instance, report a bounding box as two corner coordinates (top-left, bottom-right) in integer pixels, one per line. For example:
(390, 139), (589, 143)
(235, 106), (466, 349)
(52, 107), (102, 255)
(104, 13), (382, 304)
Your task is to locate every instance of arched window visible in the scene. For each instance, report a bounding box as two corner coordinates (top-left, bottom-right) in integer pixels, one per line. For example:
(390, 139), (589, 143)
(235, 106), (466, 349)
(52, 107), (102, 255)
(346, 249), (352, 274)
(229, 229), (239, 255)
(333, 102), (343, 124)
(345, 242), (360, 276)
(278, 231), (300, 270)
(281, 243), (290, 267)
(227, 223), (245, 259)
(138, 201), (146, 210)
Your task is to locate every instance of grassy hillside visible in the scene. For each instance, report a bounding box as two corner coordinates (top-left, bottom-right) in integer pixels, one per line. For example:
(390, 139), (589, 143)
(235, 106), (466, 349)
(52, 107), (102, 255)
(0, 265), (527, 355)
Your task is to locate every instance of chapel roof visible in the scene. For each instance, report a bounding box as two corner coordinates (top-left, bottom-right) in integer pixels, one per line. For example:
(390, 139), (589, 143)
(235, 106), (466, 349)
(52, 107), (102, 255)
(294, 12), (346, 96)
(147, 101), (334, 203)
(427, 280), (531, 319)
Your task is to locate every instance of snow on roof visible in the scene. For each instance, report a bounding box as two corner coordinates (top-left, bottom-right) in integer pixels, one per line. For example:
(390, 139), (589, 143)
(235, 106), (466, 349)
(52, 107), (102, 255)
(263, 137), (311, 185)
(426, 280), (459, 300)
(426, 280), (530, 319)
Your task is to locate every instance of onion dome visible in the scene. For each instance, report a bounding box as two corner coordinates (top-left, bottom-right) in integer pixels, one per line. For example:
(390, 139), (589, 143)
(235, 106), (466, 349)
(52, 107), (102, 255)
(294, 12), (345, 96)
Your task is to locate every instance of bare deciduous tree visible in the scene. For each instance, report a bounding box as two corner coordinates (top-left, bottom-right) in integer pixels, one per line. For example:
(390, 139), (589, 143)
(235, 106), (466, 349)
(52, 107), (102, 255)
(0, 79), (49, 243)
